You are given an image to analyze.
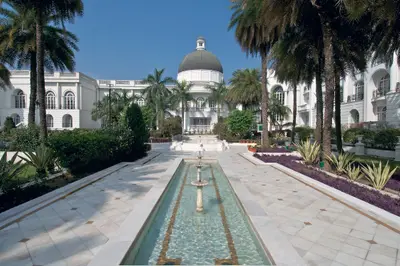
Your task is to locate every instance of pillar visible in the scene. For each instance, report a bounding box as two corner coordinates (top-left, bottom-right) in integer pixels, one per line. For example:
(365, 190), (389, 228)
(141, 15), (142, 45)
(355, 136), (365, 156)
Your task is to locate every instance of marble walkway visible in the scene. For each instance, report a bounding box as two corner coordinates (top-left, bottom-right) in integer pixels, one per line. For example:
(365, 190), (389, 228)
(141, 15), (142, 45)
(0, 149), (187, 266)
(220, 147), (400, 266)
(0, 144), (399, 266)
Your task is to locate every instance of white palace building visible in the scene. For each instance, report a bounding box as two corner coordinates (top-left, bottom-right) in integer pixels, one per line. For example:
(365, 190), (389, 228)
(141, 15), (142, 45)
(0, 36), (400, 132)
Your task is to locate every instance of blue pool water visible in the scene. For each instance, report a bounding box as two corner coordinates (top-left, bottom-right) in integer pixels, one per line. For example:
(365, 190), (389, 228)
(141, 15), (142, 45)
(121, 162), (271, 265)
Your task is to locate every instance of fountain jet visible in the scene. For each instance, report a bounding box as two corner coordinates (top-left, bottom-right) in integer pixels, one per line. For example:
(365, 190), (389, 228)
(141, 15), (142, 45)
(191, 148), (208, 212)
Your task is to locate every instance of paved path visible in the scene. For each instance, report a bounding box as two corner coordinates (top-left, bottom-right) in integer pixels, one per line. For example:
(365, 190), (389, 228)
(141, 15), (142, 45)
(0, 151), (185, 266)
(220, 147), (400, 266)
(1, 146), (399, 266)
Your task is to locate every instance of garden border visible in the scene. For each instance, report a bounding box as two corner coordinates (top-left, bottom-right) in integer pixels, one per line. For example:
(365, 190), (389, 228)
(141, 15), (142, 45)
(240, 152), (400, 233)
(0, 151), (161, 230)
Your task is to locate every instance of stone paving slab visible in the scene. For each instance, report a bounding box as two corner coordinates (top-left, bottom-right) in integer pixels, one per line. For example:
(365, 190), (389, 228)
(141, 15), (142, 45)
(0, 152), (184, 266)
(220, 147), (400, 266)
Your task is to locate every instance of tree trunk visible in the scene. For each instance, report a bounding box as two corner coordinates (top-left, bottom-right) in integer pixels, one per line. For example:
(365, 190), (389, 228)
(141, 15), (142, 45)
(181, 100), (185, 135)
(321, 19), (335, 170)
(28, 52), (37, 126)
(291, 84), (297, 143)
(334, 67), (343, 153)
(36, 11), (47, 140)
(315, 58), (324, 145)
(261, 49), (270, 147)
(217, 103), (221, 122)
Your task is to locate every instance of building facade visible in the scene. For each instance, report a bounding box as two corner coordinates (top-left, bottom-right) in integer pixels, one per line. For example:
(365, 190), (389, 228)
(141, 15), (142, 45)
(1, 36), (399, 131)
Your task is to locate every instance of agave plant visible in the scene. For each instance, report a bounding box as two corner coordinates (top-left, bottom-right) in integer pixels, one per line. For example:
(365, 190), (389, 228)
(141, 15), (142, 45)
(0, 152), (25, 193)
(295, 140), (320, 165)
(20, 144), (55, 181)
(326, 152), (355, 174)
(361, 162), (397, 190)
(345, 165), (363, 181)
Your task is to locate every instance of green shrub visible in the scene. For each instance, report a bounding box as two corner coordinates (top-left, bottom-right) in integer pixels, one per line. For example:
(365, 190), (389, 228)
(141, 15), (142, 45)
(226, 110), (254, 138)
(3, 117), (15, 134)
(362, 162), (397, 190)
(48, 126), (145, 174)
(294, 127), (314, 142)
(296, 140), (321, 165)
(213, 121), (229, 139)
(346, 165), (363, 181)
(161, 117), (182, 137)
(20, 144), (56, 181)
(9, 125), (40, 151)
(326, 152), (354, 174)
(373, 129), (400, 150)
(343, 128), (375, 144)
(124, 103), (149, 144)
(0, 152), (25, 193)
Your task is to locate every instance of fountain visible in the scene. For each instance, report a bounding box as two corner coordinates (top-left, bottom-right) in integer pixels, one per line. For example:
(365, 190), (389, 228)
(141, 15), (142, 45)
(191, 147), (208, 212)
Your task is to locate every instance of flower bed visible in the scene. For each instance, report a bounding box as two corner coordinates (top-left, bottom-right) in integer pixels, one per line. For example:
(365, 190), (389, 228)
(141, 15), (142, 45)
(254, 154), (400, 216)
(256, 147), (293, 153)
(149, 137), (171, 143)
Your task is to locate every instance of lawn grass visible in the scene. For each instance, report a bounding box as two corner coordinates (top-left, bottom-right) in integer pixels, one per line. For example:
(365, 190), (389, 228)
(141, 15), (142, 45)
(353, 155), (400, 170)
(16, 165), (36, 183)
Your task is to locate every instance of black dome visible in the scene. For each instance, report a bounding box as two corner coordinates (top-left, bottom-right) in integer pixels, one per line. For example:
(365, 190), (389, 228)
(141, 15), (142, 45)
(178, 50), (223, 73)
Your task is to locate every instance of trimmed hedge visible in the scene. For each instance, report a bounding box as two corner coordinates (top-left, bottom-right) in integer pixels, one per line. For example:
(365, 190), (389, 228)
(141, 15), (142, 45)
(343, 128), (400, 150)
(294, 126), (314, 142)
(48, 126), (146, 174)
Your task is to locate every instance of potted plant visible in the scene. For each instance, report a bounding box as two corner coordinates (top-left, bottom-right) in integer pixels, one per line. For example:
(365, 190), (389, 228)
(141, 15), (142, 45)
(248, 143), (257, 152)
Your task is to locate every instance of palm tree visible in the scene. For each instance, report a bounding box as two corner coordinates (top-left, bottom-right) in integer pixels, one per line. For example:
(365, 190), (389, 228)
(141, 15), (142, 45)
(205, 81), (228, 121)
(226, 68), (261, 109)
(268, 96), (292, 133)
(0, 1), (79, 126)
(171, 80), (193, 134)
(1, 0), (84, 140)
(339, 0), (399, 65)
(142, 68), (174, 129)
(0, 62), (11, 89)
(271, 27), (316, 142)
(91, 91), (137, 127)
(229, 0), (279, 148)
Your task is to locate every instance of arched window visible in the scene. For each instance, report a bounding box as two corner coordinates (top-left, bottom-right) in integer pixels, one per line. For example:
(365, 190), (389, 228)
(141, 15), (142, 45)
(15, 91), (26, 109)
(379, 74), (390, 93)
(137, 98), (145, 107)
(196, 97), (205, 110)
(46, 114), (54, 128)
(355, 81), (364, 101)
(208, 99), (216, 110)
(273, 86), (285, 105)
(11, 114), (20, 125)
(64, 91), (75, 109)
(46, 91), (56, 109)
(62, 114), (73, 128)
(377, 106), (387, 121)
(350, 109), (360, 124)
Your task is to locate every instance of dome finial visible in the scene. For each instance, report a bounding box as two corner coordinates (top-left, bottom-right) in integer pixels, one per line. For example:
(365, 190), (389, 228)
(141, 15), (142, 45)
(196, 36), (205, 50)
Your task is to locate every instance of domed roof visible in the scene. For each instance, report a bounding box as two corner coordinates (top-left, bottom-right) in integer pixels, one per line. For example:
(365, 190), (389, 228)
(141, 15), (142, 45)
(178, 37), (223, 73)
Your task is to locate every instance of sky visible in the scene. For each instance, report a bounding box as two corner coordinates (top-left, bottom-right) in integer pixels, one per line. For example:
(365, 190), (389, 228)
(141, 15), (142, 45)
(65, 0), (261, 81)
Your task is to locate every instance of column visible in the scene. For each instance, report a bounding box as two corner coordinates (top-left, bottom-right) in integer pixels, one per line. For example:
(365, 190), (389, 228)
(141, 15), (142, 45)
(78, 83), (82, 109)
(57, 83), (62, 109)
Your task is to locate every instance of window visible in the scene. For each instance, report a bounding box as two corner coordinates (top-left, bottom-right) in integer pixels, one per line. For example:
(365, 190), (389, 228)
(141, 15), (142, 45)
(15, 91), (26, 108)
(355, 81), (364, 101)
(64, 91), (75, 109)
(137, 98), (145, 107)
(208, 99), (216, 109)
(46, 91), (56, 109)
(196, 97), (205, 110)
(46, 114), (54, 128)
(273, 86), (285, 105)
(379, 74), (390, 93)
(62, 114), (73, 128)
(11, 114), (20, 125)
(377, 106), (387, 121)
(199, 42), (203, 46)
